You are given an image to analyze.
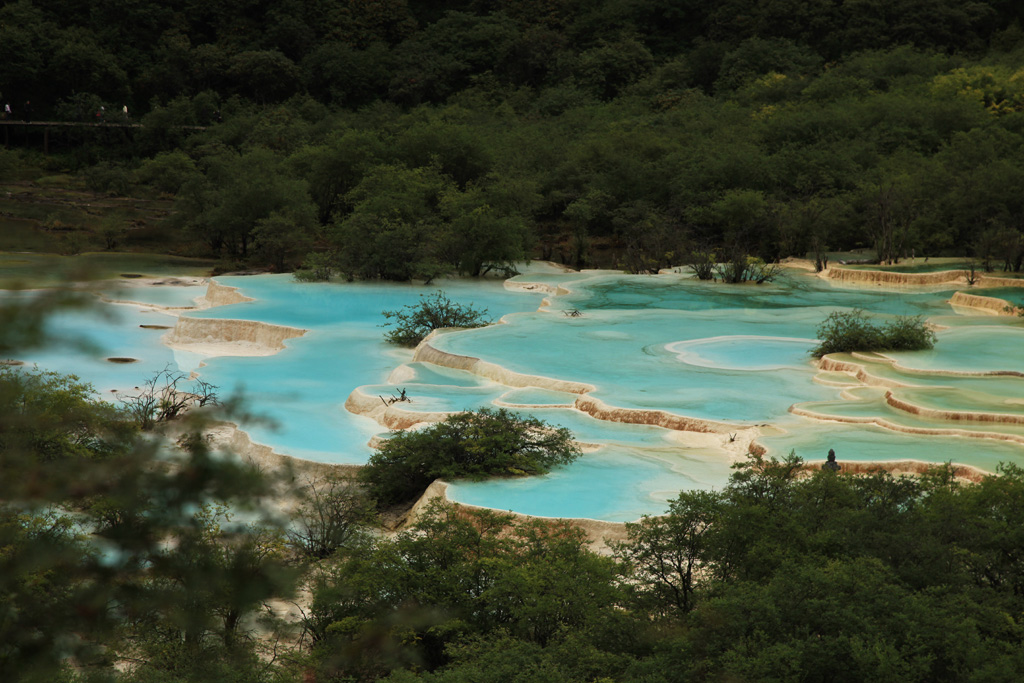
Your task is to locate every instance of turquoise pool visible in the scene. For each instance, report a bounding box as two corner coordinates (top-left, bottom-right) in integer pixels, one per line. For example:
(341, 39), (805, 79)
(8, 262), (1024, 521)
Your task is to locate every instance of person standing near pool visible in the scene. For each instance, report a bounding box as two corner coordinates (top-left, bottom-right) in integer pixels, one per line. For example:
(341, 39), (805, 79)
(823, 449), (840, 472)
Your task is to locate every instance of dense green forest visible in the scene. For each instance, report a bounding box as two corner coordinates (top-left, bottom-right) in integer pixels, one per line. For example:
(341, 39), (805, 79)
(3, 0), (1024, 275)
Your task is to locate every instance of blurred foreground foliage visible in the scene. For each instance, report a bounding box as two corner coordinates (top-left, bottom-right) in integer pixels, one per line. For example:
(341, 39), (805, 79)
(0, 289), (305, 682)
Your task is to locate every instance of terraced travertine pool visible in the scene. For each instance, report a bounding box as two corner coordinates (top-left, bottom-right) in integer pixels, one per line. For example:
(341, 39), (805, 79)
(6, 261), (1024, 522)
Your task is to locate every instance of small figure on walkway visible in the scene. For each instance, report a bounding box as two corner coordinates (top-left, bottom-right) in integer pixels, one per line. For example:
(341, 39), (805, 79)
(3, 103), (10, 120)
(122, 105), (128, 121)
(96, 106), (105, 122)
(23, 101), (32, 122)
(823, 448), (840, 472)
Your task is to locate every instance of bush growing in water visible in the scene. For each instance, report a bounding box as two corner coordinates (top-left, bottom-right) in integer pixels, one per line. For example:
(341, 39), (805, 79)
(360, 408), (580, 505)
(812, 309), (936, 357)
(380, 291), (490, 346)
(293, 251), (335, 282)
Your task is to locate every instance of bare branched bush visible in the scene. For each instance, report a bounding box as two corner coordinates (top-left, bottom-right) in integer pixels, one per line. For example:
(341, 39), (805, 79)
(117, 365), (220, 429)
(684, 249), (716, 280)
(288, 475), (376, 560)
(714, 255), (781, 284)
(965, 261), (979, 286)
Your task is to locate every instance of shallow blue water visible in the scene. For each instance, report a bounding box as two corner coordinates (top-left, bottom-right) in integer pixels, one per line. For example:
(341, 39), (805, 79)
(101, 283), (205, 308)
(4, 295), (179, 394)
(758, 422), (1024, 474)
(977, 287), (1024, 307)
(185, 275), (547, 463)
(9, 265), (1024, 521)
(887, 325), (1024, 374)
(448, 445), (734, 521)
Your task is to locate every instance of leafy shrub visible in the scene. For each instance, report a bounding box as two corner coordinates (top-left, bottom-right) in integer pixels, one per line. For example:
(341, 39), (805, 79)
(360, 408), (581, 505)
(881, 314), (938, 351)
(0, 148), (19, 181)
(380, 291), (490, 346)
(293, 251), (335, 282)
(134, 150), (199, 194)
(812, 309), (935, 357)
(84, 162), (132, 195)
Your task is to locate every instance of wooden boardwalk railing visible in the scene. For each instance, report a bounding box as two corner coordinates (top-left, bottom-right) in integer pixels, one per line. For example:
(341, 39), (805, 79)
(1, 120), (208, 152)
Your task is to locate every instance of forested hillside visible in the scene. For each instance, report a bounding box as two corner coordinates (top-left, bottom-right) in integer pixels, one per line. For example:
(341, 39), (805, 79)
(2, 0), (1024, 275)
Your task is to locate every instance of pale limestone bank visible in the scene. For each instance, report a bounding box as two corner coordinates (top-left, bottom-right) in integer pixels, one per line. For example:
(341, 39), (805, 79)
(751, 437), (987, 482)
(815, 355), (912, 389)
(95, 277), (206, 314)
(573, 394), (742, 435)
(806, 354), (1024, 447)
(344, 386), (455, 430)
(950, 291), (1019, 315)
(824, 265), (1024, 290)
(976, 275), (1024, 288)
(503, 280), (558, 295)
(788, 403), (1024, 448)
(357, 340), (755, 442)
(826, 267), (967, 286)
(161, 422), (362, 530)
(819, 352), (1024, 380)
(777, 257), (818, 271)
(195, 280), (255, 308)
(101, 278), (256, 314)
(164, 316), (307, 357)
(413, 339), (596, 394)
(884, 390), (1024, 425)
(213, 421), (360, 480)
